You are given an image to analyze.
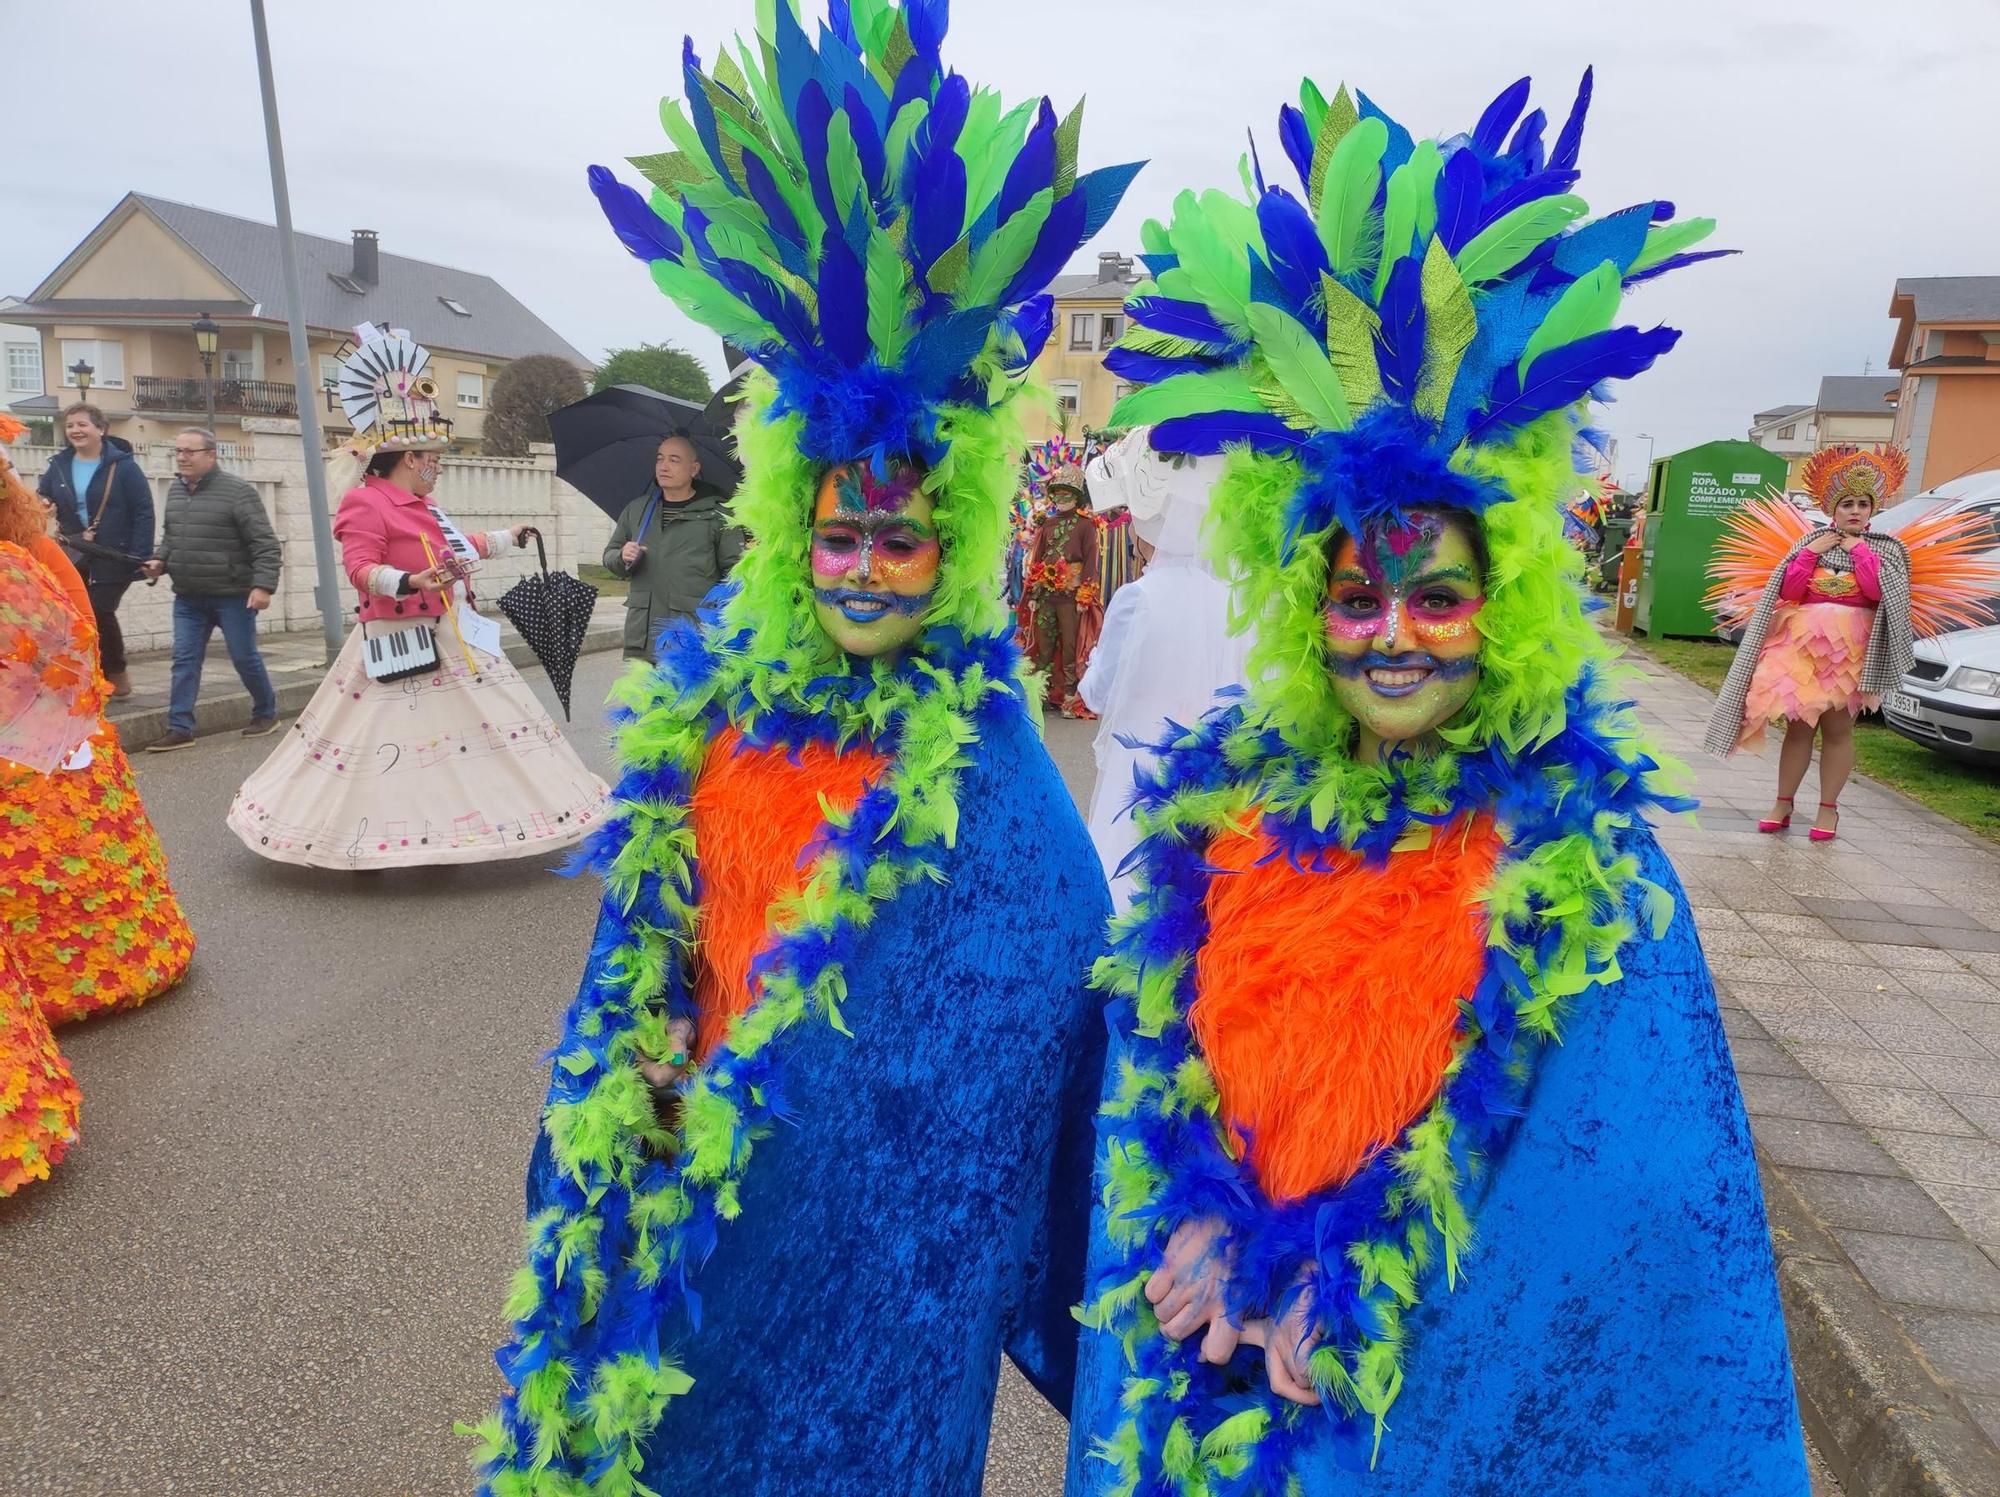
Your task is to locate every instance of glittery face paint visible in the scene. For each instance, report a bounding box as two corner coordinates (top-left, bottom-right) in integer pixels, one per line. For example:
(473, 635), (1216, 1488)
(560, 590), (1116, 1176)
(810, 459), (939, 658)
(1324, 509), (1487, 749)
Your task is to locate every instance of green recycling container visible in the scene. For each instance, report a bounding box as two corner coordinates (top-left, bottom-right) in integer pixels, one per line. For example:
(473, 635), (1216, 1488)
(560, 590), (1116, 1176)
(1634, 440), (1791, 638)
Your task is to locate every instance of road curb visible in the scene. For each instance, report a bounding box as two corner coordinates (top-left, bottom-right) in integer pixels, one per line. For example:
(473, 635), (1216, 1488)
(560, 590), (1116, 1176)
(109, 624), (625, 749)
(1760, 1159), (2000, 1497)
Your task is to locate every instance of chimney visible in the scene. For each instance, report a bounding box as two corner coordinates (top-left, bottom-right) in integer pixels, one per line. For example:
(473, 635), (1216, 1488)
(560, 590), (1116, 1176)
(351, 229), (380, 285)
(1098, 250), (1133, 284)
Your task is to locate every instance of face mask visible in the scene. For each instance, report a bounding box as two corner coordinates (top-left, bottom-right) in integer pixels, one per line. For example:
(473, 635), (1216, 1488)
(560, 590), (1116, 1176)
(1323, 510), (1486, 751)
(810, 458), (939, 659)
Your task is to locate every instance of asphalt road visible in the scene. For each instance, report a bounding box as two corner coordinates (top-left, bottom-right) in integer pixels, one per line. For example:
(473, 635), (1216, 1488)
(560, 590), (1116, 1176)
(1, 651), (1837, 1496)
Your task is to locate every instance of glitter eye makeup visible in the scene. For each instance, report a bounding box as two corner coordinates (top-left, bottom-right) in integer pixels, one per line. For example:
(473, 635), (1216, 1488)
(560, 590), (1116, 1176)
(810, 460), (941, 658)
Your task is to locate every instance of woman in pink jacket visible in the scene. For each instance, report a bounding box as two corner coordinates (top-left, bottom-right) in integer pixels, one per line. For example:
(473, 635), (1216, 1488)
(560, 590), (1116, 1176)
(227, 324), (607, 869)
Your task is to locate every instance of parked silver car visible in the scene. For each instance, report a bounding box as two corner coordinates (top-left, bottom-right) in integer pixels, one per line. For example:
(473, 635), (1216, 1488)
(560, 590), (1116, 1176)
(1884, 624), (2000, 766)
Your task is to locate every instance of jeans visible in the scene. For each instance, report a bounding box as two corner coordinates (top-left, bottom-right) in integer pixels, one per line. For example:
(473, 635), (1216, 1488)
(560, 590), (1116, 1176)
(86, 578), (134, 674)
(170, 593), (277, 734)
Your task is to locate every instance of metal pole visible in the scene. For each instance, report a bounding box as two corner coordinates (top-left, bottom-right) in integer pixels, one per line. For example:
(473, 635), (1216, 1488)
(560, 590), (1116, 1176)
(249, 0), (344, 662)
(201, 350), (216, 431)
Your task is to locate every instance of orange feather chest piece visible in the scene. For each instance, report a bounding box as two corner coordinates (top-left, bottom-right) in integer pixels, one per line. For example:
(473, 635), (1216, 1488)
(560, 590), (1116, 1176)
(686, 727), (887, 1060)
(1191, 813), (1501, 1203)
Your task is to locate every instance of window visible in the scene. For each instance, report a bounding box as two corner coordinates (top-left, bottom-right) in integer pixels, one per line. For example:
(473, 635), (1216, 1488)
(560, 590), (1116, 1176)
(328, 272), (364, 295)
(59, 338), (124, 388)
(440, 296), (472, 317)
(1776, 424), (1794, 441)
(319, 354), (342, 394)
(221, 349), (255, 381)
(1052, 380), (1081, 419)
(1068, 313), (1094, 351)
(1113, 381), (1135, 403)
(5, 341), (41, 394)
(1099, 313), (1125, 348)
(456, 371), (484, 409)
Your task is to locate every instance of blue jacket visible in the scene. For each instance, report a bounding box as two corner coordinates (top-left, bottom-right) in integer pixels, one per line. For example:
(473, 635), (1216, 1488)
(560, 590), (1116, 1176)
(37, 435), (154, 581)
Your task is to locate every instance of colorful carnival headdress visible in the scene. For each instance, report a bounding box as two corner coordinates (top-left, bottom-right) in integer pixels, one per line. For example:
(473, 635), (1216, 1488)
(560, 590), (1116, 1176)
(1111, 70), (1725, 549)
(332, 321), (453, 458)
(586, 0), (1141, 470)
(1801, 443), (1907, 514)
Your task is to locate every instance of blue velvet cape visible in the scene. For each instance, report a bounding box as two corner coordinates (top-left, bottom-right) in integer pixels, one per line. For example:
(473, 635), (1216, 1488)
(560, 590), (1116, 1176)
(526, 702), (1111, 1495)
(1065, 833), (1810, 1495)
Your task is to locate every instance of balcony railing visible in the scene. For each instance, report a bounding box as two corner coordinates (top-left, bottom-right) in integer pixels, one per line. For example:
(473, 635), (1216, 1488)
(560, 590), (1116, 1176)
(132, 374), (299, 419)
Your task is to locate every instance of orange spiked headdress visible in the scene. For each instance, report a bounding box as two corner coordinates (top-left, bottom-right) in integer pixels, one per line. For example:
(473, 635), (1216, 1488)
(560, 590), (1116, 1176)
(1800, 445), (1908, 515)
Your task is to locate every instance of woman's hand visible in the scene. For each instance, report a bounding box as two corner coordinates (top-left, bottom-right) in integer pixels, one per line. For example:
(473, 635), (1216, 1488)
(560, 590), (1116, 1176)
(407, 565), (449, 592)
(636, 1018), (697, 1091)
(1239, 1283), (1323, 1406)
(511, 524), (540, 549)
(1145, 1216), (1236, 1346)
(1805, 531), (1841, 555)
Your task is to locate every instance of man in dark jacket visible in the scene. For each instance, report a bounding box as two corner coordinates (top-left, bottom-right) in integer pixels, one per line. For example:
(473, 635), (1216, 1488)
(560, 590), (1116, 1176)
(139, 427), (283, 750)
(602, 431), (744, 659)
(37, 402), (154, 695)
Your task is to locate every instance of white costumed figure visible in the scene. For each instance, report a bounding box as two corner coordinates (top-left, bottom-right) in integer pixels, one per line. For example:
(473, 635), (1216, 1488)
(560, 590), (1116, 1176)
(1078, 427), (1251, 909)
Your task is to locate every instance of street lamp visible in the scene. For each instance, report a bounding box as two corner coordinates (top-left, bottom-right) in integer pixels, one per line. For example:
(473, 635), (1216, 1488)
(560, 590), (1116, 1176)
(68, 357), (94, 395)
(1635, 432), (1656, 494)
(192, 312), (220, 430)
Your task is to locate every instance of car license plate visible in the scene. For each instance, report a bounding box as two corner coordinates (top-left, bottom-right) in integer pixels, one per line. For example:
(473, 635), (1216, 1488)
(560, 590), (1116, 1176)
(1886, 691), (1923, 720)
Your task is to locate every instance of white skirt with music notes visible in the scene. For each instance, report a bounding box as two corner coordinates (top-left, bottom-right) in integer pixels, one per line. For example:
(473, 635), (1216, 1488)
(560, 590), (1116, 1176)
(226, 625), (610, 869)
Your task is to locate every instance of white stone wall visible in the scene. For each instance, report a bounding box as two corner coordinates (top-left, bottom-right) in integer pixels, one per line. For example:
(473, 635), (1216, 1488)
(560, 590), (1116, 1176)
(13, 422), (603, 653)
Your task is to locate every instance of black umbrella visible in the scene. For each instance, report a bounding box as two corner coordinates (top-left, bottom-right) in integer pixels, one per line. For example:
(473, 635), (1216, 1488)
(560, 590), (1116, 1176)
(497, 529), (599, 721)
(548, 383), (742, 521)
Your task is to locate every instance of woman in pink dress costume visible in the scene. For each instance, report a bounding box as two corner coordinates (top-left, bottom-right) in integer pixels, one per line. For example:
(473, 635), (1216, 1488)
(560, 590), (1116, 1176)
(228, 323), (607, 869)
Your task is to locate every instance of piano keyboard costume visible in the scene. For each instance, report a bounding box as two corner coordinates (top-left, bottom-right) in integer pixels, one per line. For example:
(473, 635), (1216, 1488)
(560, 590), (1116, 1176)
(1062, 71), (1810, 1495)
(226, 323), (607, 869)
(472, 3), (1138, 1491)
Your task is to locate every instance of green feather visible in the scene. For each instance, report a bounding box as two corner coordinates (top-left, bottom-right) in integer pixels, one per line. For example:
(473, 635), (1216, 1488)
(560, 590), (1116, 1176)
(732, 38), (802, 168)
(1246, 303), (1351, 430)
(1053, 98), (1085, 199)
(1629, 216), (1718, 274)
(1415, 239), (1477, 423)
(848, 0), (891, 52)
(650, 259), (776, 347)
(1111, 368), (1265, 427)
(883, 99), (928, 192)
(1314, 116), (1388, 277)
(1307, 83), (1361, 214)
(968, 99), (1038, 232)
(629, 152), (706, 192)
(1140, 218), (1172, 257)
(712, 47), (751, 104)
(1374, 140), (1443, 298)
(865, 227), (912, 364)
(1118, 325), (1228, 361)
(881, 8), (915, 78)
(1515, 259), (1621, 379)
(1298, 77), (1329, 138)
(825, 113), (866, 220)
(1159, 190), (1254, 334)
(658, 99), (714, 180)
(1452, 194), (1587, 285)
(1321, 273), (1385, 416)
(927, 236), (971, 297)
(960, 188), (1052, 308)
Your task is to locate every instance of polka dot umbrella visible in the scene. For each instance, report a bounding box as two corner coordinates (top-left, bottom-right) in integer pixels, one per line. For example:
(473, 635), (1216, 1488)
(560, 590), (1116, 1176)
(496, 530), (598, 721)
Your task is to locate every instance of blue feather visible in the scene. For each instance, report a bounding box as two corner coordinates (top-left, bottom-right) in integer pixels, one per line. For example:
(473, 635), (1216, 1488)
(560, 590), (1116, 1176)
(1470, 167), (1579, 233)
(1073, 160), (1144, 242)
(999, 295), (1054, 369)
(720, 258), (819, 352)
(741, 150), (806, 255)
(1151, 411), (1304, 455)
(683, 38), (735, 189)
(1552, 203), (1653, 276)
(1104, 346), (1215, 383)
(1507, 107), (1547, 173)
(1471, 76), (1531, 157)
(1256, 186), (1331, 308)
(900, 307), (997, 395)
(1623, 247), (1738, 286)
(1651, 200), (1677, 222)
(817, 22), (892, 132)
(817, 235), (870, 367)
(998, 190), (1086, 304)
(1374, 256), (1426, 402)
(1359, 90), (1416, 172)
(887, 47), (938, 123)
(1434, 148), (1485, 253)
(1277, 104), (1313, 189)
(770, 3), (816, 115)
(997, 98), (1057, 225)
(907, 0), (949, 53)
(796, 81), (838, 229)
(1137, 252), (1178, 276)
(587, 165), (683, 262)
(1550, 67), (1593, 170)
(844, 85), (888, 199)
(1465, 324), (1682, 444)
(1246, 128), (1267, 195)
(1125, 295), (1237, 345)
(1440, 276), (1530, 444)
(827, 0), (857, 49)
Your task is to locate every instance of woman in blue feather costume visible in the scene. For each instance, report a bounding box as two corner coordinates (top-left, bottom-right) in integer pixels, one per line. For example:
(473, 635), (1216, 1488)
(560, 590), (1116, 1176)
(1062, 72), (1810, 1495)
(471, 4), (1140, 1492)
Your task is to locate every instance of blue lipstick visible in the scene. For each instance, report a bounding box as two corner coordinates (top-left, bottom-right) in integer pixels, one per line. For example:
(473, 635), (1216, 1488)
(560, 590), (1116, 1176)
(814, 587), (932, 624)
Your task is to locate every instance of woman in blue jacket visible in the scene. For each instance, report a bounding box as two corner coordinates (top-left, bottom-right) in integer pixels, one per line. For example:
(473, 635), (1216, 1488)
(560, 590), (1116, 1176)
(37, 402), (153, 695)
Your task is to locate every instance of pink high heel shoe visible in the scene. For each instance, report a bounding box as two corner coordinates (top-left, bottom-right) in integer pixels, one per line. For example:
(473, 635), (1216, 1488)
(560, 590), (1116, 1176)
(1757, 796), (1794, 834)
(1810, 802), (1839, 843)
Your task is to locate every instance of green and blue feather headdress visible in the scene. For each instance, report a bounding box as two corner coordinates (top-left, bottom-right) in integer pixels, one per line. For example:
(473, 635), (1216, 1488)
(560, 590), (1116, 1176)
(588, 0), (1141, 469)
(1110, 69), (1727, 550)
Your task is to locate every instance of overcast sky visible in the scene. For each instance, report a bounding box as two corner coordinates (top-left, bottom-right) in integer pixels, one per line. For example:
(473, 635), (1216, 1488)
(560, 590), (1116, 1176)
(7, 0), (1993, 488)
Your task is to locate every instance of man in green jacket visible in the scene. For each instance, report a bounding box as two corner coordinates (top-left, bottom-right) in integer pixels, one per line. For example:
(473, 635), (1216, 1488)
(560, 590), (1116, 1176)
(602, 431), (744, 659)
(140, 427), (283, 750)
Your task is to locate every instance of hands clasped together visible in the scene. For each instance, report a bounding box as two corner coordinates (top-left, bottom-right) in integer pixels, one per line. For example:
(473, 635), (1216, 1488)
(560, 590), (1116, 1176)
(1145, 1216), (1324, 1406)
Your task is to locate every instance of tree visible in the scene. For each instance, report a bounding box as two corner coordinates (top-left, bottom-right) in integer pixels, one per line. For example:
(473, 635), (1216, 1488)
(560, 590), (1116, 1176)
(482, 355), (588, 456)
(590, 342), (714, 403)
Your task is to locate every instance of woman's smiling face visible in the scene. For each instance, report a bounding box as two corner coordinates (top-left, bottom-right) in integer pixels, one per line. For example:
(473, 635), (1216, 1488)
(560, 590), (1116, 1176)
(810, 458), (939, 659)
(1323, 509), (1487, 752)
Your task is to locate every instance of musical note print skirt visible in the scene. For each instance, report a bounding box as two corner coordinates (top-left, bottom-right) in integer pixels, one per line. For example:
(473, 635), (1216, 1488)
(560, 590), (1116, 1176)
(0, 722), (196, 1024)
(227, 626), (609, 870)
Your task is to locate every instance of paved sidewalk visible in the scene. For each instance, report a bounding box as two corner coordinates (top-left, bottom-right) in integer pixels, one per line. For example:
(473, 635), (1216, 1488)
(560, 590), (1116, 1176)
(103, 595), (626, 745)
(1624, 647), (2000, 1495)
